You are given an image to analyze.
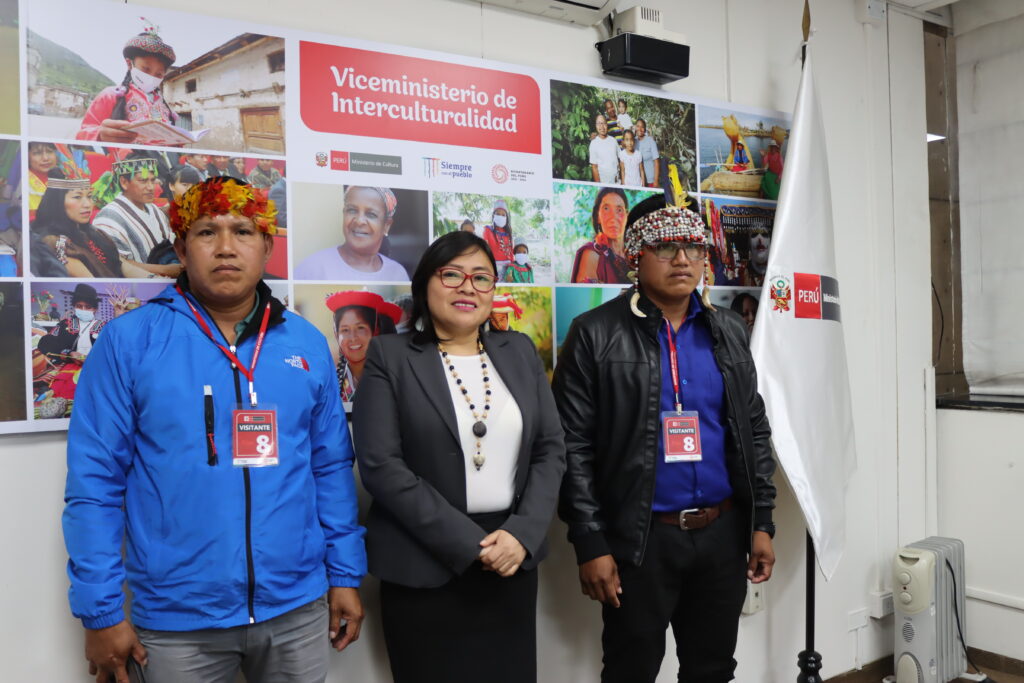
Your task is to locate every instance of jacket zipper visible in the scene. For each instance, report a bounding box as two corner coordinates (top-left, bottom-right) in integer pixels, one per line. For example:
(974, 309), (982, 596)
(187, 292), (260, 624)
(637, 322), (659, 565)
(230, 349), (257, 625)
(707, 318), (757, 549)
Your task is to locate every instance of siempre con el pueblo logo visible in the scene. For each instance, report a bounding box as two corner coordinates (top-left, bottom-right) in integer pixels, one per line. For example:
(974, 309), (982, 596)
(423, 157), (473, 180)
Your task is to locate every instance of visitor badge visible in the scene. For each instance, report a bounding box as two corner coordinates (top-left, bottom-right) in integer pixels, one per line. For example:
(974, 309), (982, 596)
(662, 411), (702, 462)
(232, 408), (279, 467)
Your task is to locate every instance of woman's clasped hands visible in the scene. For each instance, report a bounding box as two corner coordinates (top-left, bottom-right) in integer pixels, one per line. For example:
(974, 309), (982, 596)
(479, 530), (526, 577)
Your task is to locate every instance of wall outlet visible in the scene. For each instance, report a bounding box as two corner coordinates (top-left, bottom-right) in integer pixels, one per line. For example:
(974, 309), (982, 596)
(870, 589), (894, 619)
(741, 582), (765, 615)
(847, 607), (868, 631)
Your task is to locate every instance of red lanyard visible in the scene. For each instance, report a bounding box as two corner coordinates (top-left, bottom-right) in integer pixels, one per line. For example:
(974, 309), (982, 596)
(664, 319), (683, 413)
(177, 286), (271, 407)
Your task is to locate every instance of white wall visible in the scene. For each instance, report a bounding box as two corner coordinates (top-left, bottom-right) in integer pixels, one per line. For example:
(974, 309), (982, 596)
(932, 0), (1024, 661)
(0, 0), (941, 680)
(936, 409), (1024, 661)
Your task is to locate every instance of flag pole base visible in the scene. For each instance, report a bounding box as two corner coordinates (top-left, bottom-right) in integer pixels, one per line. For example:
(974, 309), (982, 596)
(798, 531), (822, 682)
(797, 650), (823, 683)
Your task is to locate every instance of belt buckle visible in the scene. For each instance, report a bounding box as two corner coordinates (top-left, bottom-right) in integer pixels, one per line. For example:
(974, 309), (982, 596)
(678, 508), (701, 530)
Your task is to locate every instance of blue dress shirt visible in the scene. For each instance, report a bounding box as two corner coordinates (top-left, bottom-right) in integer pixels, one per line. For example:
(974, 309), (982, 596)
(652, 292), (733, 512)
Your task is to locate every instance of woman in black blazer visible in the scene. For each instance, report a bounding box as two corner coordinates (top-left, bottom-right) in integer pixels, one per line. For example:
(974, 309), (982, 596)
(352, 231), (565, 683)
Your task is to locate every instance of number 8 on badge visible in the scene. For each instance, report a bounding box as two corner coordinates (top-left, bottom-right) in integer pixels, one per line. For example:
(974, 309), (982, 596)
(662, 411), (703, 463)
(233, 409), (280, 467)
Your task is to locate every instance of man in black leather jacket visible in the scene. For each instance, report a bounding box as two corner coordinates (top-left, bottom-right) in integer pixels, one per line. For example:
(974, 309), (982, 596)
(553, 196), (777, 683)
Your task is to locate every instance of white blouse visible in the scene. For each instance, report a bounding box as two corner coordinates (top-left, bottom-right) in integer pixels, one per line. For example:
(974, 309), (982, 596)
(439, 351), (523, 514)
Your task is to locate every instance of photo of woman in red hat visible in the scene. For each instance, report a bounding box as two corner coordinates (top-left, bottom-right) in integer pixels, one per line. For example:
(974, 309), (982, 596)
(326, 290), (402, 403)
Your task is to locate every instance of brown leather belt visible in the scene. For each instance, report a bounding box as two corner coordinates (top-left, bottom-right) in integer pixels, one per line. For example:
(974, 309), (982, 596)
(655, 498), (733, 531)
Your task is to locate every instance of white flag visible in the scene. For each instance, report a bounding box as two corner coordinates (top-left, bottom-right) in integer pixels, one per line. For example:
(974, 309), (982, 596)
(750, 46), (856, 581)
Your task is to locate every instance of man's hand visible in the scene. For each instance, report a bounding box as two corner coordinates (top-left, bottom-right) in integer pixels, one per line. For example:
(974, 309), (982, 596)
(478, 530), (526, 577)
(97, 120), (138, 143)
(328, 587), (363, 652)
(84, 620), (146, 683)
(747, 530), (775, 583)
(579, 554), (621, 607)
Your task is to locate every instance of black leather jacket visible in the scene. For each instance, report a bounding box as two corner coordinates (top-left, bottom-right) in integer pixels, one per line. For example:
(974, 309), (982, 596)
(552, 288), (776, 567)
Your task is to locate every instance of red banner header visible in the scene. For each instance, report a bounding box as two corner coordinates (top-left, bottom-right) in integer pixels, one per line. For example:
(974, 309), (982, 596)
(300, 42), (542, 155)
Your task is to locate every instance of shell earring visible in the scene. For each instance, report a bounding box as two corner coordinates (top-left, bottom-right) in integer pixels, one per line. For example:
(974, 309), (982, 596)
(701, 254), (715, 310)
(629, 291), (647, 318)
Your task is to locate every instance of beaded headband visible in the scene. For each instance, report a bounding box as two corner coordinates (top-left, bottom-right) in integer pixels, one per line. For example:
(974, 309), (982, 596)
(624, 206), (707, 267)
(112, 157), (158, 179)
(170, 177), (277, 237)
(46, 144), (92, 191)
(45, 178), (92, 190)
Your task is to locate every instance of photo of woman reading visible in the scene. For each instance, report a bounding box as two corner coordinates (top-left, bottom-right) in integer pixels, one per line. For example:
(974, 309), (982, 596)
(76, 22), (179, 144)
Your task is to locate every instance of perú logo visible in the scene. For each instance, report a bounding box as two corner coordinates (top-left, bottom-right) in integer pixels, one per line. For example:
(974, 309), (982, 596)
(314, 152), (328, 167)
(491, 164), (509, 184)
(794, 273), (842, 322)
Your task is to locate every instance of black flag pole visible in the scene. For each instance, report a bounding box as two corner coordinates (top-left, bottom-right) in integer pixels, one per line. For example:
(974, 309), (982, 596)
(797, 531), (823, 682)
(796, 3), (821, 682)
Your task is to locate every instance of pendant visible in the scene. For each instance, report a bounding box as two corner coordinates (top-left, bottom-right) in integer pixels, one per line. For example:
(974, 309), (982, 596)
(472, 420), (487, 438)
(473, 452), (485, 470)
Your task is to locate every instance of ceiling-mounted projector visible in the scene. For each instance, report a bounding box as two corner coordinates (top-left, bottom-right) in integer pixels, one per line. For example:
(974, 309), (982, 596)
(597, 33), (689, 85)
(598, 6), (690, 85)
(478, 0), (615, 25)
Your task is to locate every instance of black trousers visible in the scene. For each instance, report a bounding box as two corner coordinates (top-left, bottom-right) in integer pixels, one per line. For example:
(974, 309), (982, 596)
(379, 511), (538, 683)
(601, 507), (749, 683)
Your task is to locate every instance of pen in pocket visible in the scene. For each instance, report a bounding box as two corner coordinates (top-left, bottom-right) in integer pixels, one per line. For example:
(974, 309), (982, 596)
(204, 385), (217, 466)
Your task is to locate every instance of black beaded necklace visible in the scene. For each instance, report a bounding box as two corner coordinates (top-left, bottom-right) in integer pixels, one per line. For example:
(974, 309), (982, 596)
(438, 338), (491, 470)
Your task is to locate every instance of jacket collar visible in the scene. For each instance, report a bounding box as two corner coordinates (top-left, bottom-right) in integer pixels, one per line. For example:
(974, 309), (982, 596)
(164, 273), (286, 344)
(628, 286), (666, 341)
(628, 286), (712, 340)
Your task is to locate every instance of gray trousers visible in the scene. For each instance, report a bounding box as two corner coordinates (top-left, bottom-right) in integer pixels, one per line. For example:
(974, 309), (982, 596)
(135, 597), (329, 683)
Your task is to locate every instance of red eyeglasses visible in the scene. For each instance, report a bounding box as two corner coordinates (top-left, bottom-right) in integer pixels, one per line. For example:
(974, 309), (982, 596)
(435, 267), (498, 293)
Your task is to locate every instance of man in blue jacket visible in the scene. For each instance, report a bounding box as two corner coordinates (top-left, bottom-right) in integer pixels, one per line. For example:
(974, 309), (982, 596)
(63, 177), (367, 683)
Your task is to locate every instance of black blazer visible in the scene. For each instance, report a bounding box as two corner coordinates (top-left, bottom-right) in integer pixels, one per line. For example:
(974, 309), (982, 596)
(352, 329), (566, 588)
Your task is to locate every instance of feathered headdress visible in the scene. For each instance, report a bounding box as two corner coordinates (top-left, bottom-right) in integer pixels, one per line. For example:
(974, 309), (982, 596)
(170, 177), (277, 237)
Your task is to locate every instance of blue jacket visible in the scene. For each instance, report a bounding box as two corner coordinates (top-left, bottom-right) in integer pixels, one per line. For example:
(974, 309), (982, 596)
(63, 281), (366, 631)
